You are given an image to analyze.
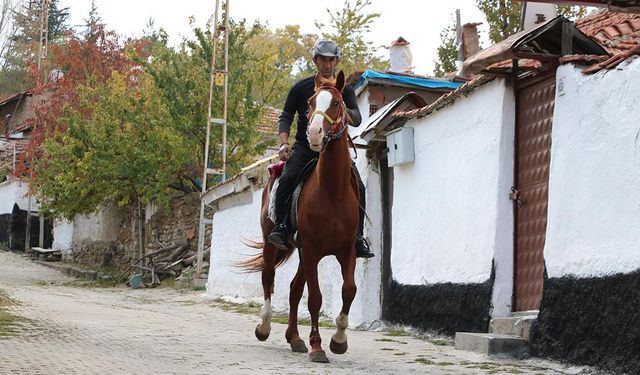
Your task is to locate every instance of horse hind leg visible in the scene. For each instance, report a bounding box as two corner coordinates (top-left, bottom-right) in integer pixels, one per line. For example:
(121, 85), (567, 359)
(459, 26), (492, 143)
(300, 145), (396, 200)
(255, 244), (277, 341)
(330, 251), (357, 355)
(285, 261), (308, 353)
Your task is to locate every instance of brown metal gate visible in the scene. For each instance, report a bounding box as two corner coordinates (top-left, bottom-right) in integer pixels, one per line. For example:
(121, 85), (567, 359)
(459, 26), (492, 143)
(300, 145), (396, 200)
(513, 75), (555, 312)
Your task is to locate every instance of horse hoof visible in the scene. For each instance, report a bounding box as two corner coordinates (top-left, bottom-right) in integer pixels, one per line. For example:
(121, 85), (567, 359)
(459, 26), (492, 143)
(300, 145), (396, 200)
(309, 350), (329, 363)
(255, 325), (269, 341)
(330, 338), (348, 354)
(290, 339), (308, 353)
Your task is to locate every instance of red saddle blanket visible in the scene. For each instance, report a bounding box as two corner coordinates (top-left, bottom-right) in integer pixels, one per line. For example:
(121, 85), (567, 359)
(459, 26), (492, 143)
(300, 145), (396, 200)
(268, 160), (286, 178)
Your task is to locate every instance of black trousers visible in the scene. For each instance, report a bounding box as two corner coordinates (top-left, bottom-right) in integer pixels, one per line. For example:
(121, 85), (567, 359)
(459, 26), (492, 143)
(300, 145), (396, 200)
(274, 142), (366, 237)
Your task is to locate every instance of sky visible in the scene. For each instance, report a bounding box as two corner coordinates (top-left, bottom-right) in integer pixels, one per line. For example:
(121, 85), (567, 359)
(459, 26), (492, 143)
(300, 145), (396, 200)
(57, 0), (491, 75)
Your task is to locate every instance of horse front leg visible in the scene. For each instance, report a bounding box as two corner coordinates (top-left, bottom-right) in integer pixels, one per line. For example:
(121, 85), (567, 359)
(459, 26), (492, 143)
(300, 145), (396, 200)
(304, 257), (329, 363)
(285, 261), (308, 353)
(255, 243), (277, 341)
(330, 248), (357, 354)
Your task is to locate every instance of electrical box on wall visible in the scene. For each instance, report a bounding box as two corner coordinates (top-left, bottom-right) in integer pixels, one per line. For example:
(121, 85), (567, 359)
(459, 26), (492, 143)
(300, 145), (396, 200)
(386, 126), (414, 167)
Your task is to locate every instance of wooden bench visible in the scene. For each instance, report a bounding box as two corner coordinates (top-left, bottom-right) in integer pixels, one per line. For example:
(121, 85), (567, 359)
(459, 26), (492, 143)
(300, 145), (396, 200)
(31, 247), (62, 261)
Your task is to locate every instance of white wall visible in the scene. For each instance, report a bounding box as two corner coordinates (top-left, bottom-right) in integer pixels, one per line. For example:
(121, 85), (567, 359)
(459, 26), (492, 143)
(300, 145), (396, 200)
(207, 153), (383, 326)
(545, 59), (640, 278)
(72, 205), (122, 243)
(52, 218), (73, 255)
(389, 79), (515, 316)
(0, 180), (37, 214)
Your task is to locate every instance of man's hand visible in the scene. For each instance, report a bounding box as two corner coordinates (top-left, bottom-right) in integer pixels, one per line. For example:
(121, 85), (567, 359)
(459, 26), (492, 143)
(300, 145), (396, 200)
(278, 143), (291, 161)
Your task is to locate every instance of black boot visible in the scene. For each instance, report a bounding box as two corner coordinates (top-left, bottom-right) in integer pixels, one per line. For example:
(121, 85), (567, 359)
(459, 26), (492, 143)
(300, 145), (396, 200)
(355, 236), (374, 258)
(268, 224), (289, 251)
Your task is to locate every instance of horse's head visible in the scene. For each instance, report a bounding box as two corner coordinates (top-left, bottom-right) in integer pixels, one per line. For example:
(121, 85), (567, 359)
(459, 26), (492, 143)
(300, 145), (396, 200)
(307, 70), (346, 153)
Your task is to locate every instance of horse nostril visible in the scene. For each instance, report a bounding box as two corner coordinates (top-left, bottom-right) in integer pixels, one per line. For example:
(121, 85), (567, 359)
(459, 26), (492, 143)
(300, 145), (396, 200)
(317, 128), (321, 134)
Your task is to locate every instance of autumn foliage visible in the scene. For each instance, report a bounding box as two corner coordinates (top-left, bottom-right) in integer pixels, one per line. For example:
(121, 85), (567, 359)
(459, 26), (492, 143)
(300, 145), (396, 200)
(14, 24), (146, 180)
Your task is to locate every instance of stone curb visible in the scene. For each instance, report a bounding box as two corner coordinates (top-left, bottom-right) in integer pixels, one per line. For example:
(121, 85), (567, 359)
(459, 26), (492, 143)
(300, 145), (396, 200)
(33, 261), (100, 281)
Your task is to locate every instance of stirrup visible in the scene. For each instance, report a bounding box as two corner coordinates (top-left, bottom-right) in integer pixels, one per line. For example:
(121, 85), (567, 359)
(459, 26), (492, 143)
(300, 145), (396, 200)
(268, 225), (289, 251)
(356, 237), (374, 258)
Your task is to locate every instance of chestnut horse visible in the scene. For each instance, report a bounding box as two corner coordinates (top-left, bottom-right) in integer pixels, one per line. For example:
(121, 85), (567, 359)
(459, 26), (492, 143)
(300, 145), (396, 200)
(240, 71), (359, 363)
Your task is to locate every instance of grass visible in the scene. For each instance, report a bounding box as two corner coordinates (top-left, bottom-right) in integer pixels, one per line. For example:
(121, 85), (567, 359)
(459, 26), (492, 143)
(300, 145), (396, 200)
(464, 362), (502, 370)
(412, 357), (455, 367)
(270, 315), (335, 328)
(384, 328), (410, 337)
(375, 337), (408, 344)
(177, 299), (198, 306)
(62, 278), (118, 288)
(430, 339), (450, 346)
(210, 298), (336, 328)
(0, 292), (20, 338)
(414, 357), (435, 365)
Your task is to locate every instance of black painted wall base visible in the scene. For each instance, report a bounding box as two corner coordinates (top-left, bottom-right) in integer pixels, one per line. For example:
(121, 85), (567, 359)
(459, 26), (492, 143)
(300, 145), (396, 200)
(0, 213), (10, 242)
(529, 270), (640, 375)
(384, 265), (494, 335)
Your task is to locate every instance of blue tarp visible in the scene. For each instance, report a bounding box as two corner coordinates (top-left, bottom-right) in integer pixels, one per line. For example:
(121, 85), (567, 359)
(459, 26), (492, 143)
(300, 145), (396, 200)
(354, 70), (462, 91)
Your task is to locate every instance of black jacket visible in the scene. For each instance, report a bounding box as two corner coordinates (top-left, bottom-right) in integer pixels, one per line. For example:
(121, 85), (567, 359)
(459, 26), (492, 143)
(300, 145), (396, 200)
(277, 75), (362, 145)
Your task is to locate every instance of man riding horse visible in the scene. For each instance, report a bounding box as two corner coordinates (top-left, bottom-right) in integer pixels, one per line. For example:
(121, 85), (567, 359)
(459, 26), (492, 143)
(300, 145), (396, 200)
(268, 39), (374, 259)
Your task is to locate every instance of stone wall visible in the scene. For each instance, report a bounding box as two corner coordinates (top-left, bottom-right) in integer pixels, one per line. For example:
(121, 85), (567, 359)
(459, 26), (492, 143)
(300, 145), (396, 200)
(144, 192), (212, 258)
(68, 192), (211, 272)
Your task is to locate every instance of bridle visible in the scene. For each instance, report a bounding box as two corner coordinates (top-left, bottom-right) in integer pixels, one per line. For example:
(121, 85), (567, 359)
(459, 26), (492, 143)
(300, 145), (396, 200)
(307, 85), (348, 151)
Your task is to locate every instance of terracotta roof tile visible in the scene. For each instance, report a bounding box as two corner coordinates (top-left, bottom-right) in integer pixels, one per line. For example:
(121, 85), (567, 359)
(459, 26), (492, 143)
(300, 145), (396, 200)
(484, 58), (543, 74)
(393, 75), (495, 119)
(576, 11), (640, 54)
(572, 11), (640, 73)
(559, 54), (609, 64)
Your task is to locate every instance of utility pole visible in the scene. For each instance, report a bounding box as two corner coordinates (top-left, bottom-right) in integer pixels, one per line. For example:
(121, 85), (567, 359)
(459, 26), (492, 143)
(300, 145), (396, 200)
(196, 0), (230, 278)
(455, 9), (464, 74)
(25, 0), (49, 253)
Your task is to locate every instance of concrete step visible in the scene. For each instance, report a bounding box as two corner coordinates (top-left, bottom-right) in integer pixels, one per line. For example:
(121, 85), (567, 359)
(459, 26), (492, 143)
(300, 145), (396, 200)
(454, 332), (527, 355)
(489, 315), (537, 340)
(34, 261), (99, 281)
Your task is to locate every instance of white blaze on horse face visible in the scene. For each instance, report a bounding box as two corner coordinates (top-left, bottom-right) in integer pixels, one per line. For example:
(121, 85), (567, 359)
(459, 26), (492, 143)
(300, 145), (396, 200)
(307, 90), (332, 152)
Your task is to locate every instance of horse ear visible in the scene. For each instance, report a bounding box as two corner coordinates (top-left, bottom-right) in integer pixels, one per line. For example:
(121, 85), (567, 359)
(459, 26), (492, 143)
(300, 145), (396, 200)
(336, 70), (345, 92)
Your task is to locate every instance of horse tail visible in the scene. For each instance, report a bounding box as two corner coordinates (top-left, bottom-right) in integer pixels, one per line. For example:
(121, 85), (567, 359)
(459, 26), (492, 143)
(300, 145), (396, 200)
(236, 239), (296, 273)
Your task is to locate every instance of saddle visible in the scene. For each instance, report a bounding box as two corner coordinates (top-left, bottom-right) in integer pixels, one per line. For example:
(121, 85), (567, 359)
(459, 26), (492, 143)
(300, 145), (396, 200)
(267, 158), (318, 235)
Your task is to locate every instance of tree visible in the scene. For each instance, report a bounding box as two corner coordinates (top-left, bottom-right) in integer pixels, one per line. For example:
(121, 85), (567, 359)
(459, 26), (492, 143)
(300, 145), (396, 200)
(245, 24), (316, 106)
(433, 16), (457, 78)
(0, 0), (70, 94)
(0, 0), (18, 66)
(475, 0), (522, 44)
(556, 5), (587, 20)
(82, 0), (101, 40)
(314, 0), (388, 76)
(142, 19), (275, 187)
(13, 24), (146, 181)
(475, 0), (587, 44)
(31, 72), (190, 220)
(32, 71), (190, 261)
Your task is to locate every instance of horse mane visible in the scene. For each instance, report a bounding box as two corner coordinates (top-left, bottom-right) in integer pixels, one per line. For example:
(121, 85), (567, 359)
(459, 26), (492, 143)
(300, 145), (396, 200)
(314, 73), (336, 89)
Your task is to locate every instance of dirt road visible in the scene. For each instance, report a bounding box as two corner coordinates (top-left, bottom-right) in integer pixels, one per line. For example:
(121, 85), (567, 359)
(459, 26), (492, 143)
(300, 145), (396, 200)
(0, 250), (603, 374)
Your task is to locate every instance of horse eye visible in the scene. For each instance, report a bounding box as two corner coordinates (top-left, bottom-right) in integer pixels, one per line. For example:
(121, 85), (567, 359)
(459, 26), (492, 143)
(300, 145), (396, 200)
(332, 101), (338, 106)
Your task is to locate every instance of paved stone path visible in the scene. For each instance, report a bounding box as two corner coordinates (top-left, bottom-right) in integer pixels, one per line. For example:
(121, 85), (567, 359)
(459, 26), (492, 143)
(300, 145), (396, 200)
(0, 250), (606, 375)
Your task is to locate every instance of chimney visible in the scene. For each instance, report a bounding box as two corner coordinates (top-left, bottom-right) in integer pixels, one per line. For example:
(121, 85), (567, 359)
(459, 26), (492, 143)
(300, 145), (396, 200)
(388, 36), (413, 74)
(462, 23), (482, 60)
